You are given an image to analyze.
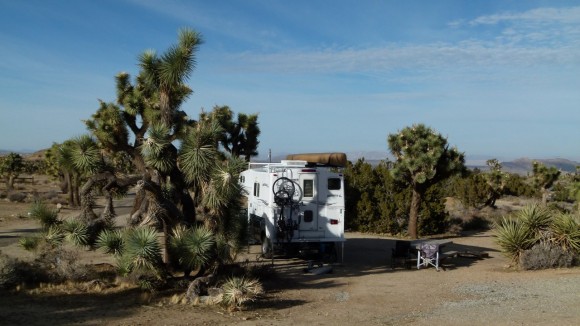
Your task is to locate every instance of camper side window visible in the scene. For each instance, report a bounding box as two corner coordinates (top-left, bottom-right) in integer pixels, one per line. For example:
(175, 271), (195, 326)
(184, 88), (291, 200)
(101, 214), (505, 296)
(328, 178), (341, 190)
(253, 182), (260, 197)
(303, 210), (313, 222)
(303, 180), (313, 197)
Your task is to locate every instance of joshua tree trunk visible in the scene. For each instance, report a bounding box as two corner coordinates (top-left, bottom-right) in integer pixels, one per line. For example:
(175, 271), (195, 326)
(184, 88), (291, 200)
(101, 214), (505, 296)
(408, 187), (422, 239)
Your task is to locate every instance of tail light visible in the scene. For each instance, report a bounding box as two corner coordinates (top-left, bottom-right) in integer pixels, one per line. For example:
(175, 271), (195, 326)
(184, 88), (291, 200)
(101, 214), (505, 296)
(330, 219), (339, 225)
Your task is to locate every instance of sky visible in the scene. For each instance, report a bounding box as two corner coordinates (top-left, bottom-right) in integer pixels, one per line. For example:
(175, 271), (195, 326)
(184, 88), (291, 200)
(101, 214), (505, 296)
(1, 0), (579, 162)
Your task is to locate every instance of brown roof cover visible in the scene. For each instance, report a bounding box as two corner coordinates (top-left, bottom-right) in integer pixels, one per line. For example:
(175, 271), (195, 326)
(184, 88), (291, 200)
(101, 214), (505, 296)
(285, 152), (347, 167)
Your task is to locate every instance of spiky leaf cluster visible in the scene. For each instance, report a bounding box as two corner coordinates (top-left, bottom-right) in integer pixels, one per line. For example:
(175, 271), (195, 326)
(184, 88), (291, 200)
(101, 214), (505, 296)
(388, 124), (464, 188)
(169, 225), (215, 272)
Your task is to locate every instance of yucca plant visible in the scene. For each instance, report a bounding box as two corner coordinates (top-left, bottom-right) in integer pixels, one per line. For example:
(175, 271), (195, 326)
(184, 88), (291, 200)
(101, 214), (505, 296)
(96, 229), (124, 255)
(18, 236), (41, 251)
(29, 201), (59, 229)
(550, 213), (580, 252)
(44, 225), (65, 247)
(516, 203), (552, 236)
(221, 276), (263, 311)
(169, 225), (215, 276)
(61, 219), (90, 247)
(494, 217), (536, 262)
(123, 226), (163, 275)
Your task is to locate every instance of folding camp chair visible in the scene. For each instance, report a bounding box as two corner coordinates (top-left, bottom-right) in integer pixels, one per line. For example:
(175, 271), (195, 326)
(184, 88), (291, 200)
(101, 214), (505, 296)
(417, 242), (440, 271)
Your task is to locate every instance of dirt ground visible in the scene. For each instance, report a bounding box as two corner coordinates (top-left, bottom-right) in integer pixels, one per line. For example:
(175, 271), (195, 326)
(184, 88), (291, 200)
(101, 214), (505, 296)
(1, 177), (579, 325)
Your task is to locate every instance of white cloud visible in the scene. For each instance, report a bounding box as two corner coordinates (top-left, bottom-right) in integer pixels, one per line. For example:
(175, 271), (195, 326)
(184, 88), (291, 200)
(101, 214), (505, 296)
(467, 7), (580, 26)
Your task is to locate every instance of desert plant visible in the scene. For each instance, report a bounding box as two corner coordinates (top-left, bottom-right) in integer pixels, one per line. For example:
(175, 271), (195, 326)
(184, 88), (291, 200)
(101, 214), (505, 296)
(220, 276), (263, 311)
(169, 225), (215, 276)
(18, 236), (42, 251)
(550, 213), (580, 252)
(61, 219), (90, 247)
(29, 201), (60, 229)
(516, 203), (552, 237)
(494, 217), (535, 262)
(519, 242), (575, 270)
(388, 123), (465, 239)
(44, 225), (65, 247)
(122, 226), (163, 276)
(0, 253), (21, 289)
(96, 229), (124, 255)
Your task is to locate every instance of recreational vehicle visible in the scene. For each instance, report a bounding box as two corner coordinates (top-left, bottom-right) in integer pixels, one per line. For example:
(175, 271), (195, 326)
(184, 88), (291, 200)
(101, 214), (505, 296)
(239, 153), (347, 261)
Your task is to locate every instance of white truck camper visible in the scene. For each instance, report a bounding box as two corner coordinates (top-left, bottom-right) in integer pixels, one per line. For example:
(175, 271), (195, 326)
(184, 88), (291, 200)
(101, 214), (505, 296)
(240, 153), (347, 261)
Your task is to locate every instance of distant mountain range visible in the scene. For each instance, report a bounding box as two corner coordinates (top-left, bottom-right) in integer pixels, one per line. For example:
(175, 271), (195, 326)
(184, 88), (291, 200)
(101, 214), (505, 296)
(2, 149), (578, 175)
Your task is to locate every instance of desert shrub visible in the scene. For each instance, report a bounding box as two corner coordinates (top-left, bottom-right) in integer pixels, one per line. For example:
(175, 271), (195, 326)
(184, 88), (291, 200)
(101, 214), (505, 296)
(0, 253), (22, 289)
(550, 213), (580, 252)
(95, 229), (124, 255)
(29, 201), (60, 229)
(462, 216), (491, 231)
(519, 242), (575, 270)
(18, 236), (42, 251)
(220, 276), (263, 311)
(495, 204), (580, 269)
(516, 203), (552, 236)
(35, 247), (92, 283)
(494, 217), (535, 263)
(61, 219), (90, 247)
(7, 192), (26, 203)
(40, 191), (60, 201)
(169, 225), (215, 277)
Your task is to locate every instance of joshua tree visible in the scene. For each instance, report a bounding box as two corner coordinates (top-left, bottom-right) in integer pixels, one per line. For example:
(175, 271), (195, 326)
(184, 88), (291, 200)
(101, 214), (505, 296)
(0, 152), (25, 191)
(532, 161), (560, 204)
(483, 159), (507, 208)
(388, 124), (465, 239)
(84, 28), (254, 269)
(204, 105), (261, 161)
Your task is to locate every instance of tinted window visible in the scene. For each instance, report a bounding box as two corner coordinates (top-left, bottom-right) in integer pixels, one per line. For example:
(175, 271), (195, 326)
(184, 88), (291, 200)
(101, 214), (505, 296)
(303, 210), (313, 222)
(328, 178), (341, 190)
(253, 183), (260, 196)
(303, 180), (313, 197)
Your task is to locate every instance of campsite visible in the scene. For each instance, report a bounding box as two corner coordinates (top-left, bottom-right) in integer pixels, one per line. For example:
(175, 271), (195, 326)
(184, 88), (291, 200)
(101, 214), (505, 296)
(1, 173), (579, 325)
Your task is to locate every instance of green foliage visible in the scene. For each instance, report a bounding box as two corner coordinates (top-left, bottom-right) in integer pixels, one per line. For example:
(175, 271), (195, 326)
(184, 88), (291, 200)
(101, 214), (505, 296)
(169, 225), (215, 274)
(516, 203), (552, 236)
(18, 236), (41, 251)
(449, 171), (489, 208)
(550, 213), (580, 252)
(96, 229), (124, 255)
(123, 226), (163, 275)
(29, 201), (60, 229)
(221, 276), (263, 311)
(0, 152), (25, 177)
(344, 159), (449, 236)
(494, 217), (535, 262)
(61, 219), (90, 247)
(388, 124), (465, 187)
(495, 204), (580, 268)
(504, 173), (537, 197)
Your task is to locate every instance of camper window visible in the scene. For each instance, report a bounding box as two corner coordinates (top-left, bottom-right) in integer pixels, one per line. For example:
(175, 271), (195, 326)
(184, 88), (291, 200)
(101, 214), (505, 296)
(303, 210), (314, 222)
(303, 180), (314, 197)
(328, 178), (341, 190)
(253, 182), (260, 196)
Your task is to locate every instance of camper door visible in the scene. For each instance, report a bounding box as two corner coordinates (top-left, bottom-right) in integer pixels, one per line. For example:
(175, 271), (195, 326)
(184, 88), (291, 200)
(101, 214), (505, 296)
(298, 173), (318, 231)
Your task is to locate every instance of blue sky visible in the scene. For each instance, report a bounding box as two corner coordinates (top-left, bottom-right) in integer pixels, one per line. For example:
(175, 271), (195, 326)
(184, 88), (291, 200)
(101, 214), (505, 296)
(1, 0), (579, 162)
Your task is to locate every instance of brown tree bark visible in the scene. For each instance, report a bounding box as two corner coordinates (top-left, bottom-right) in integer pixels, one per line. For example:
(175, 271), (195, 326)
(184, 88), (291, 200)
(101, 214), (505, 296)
(408, 187), (422, 239)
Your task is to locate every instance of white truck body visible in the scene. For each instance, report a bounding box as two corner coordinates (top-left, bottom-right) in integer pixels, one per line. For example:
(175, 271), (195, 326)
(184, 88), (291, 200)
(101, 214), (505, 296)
(240, 153), (346, 256)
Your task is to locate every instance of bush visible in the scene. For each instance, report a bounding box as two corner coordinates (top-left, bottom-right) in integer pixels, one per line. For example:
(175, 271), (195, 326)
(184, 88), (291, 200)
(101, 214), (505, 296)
(221, 276), (263, 311)
(519, 242), (575, 270)
(7, 192), (26, 203)
(495, 204), (580, 269)
(0, 253), (22, 289)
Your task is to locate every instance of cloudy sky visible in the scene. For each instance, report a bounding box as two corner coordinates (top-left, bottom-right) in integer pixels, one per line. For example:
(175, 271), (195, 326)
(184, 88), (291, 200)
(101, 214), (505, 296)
(1, 0), (579, 161)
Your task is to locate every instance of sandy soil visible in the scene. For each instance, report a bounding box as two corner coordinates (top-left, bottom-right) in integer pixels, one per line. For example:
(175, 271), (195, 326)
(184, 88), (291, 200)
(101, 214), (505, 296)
(1, 178), (579, 325)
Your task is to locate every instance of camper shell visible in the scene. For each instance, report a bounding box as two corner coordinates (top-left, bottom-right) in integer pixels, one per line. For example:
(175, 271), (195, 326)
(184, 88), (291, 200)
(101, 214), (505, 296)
(240, 153), (347, 260)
